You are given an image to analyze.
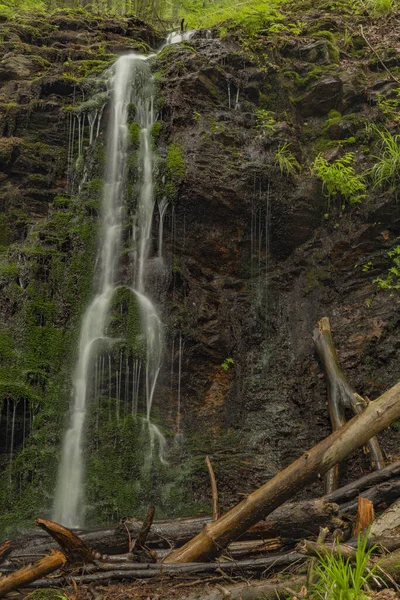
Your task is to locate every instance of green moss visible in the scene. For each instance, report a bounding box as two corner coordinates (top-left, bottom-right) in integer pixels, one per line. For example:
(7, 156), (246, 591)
(63, 59), (112, 79)
(129, 122), (141, 148)
(0, 137), (21, 165)
(22, 590), (68, 600)
(127, 102), (136, 121)
(312, 29), (336, 43)
(151, 121), (162, 143)
(71, 92), (108, 114)
(166, 143), (185, 180)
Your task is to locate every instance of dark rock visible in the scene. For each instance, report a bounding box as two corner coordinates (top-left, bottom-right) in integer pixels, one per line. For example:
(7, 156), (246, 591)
(326, 119), (356, 140)
(296, 76), (343, 116)
(0, 54), (38, 81)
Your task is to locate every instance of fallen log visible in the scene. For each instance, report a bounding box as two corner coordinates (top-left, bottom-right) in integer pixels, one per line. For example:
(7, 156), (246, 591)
(28, 575), (307, 598)
(182, 577), (306, 600)
(35, 519), (96, 564)
(10, 499), (345, 558)
(7, 468), (400, 566)
(297, 539), (357, 561)
(324, 460), (400, 505)
(313, 317), (385, 493)
(20, 553), (306, 587)
(0, 549), (66, 598)
(339, 478), (400, 514)
(163, 377), (400, 563)
(9, 474), (400, 565)
(369, 497), (400, 539)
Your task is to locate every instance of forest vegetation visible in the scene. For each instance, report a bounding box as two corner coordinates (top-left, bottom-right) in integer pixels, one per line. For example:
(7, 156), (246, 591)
(2, 0), (400, 597)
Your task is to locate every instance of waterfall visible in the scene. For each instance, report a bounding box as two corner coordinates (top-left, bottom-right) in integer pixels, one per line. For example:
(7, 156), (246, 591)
(53, 54), (158, 527)
(54, 28), (194, 526)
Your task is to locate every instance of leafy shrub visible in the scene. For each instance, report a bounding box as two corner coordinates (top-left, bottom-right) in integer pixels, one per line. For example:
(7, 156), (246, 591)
(274, 143), (301, 177)
(311, 152), (367, 208)
(256, 109), (276, 135)
(374, 243), (400, 290)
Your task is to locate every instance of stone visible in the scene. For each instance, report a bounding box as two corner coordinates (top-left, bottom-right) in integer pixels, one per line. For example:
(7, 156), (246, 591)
(296, 76), (343, 116)
(0, 54), (37, 81)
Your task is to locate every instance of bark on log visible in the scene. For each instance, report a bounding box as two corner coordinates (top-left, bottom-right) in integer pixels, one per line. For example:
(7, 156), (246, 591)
(0, 549), (66, 598)
(182, 577), (306, 600)
(21, 553), (306, 587)
(325, 460), (400, 505)
(297, 539), (357, 561)
(369, 497), (400, 539)
(163, 379), (400, 563)
(28, 575), (307, 598)
(11, 499), (344, 559)
(35, 518), (95, 564)
(0, 541), (13, 565)
(313, 317), (385, 493)
(339, 478), (400, 515)
(8, 465), (400, 562)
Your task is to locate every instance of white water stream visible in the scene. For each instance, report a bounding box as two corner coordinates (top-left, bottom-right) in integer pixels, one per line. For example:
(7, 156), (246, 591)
(54, 47), (168, 526)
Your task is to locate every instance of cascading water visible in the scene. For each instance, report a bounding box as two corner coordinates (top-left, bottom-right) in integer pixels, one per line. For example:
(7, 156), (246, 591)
(54, 53), (165, 527)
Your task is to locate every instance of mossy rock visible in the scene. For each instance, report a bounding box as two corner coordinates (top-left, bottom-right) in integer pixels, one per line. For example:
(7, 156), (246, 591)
(23, 589), (69, 600)
(129, 122), (141, 148)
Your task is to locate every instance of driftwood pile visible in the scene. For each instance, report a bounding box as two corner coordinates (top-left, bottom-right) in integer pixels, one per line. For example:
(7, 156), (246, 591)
(1, 317), (400, 599)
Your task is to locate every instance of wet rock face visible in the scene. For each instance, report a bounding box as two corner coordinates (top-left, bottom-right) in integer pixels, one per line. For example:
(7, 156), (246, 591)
(0, 13), (161, 228)
(0, 8), (400, 527)
(155, 26), (400, 506)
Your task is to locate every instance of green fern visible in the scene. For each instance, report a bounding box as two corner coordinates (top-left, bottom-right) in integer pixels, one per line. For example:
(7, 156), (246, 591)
(375, 243), (400, 290)
(256, 109), (276, 135)
(274, 143), (301, 177)
(311, 152), (367, 208)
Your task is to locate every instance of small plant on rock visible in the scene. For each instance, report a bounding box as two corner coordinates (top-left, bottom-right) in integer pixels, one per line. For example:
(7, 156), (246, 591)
(311, 152), (367, 209)
(369, 127), (400, 191)
(221, 357), (234, 371)
(256, 109), (276, 135)
(274, 143), (301, 177)
(374, 243), (400, 291)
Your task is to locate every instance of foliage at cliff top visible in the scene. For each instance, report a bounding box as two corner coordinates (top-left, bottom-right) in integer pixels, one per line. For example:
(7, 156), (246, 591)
(0, 0), (290, 28)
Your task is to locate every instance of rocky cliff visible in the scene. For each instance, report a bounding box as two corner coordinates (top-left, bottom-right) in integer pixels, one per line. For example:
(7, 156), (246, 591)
(0, 5), (399, 534)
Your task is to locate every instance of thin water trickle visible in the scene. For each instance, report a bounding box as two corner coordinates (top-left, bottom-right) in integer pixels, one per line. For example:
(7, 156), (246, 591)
(158, 197), (169, 259)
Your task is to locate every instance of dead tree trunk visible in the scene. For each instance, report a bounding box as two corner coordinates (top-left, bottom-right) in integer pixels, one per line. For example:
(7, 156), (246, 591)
(313, 317), (385, 493)
(164, 378), (400, 563)
(0, 541), (13, 565)
(354, 497), (374, 535)
(0, 549), (66, 598)
(35, 519), (96, 564)
(206, 456), (220, 521)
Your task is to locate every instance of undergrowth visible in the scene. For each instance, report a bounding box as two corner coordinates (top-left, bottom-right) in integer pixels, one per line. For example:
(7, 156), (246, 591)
(369, 127), (400, 192)
(310, 534), (379, 600)
(311, 152), (367, 209)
